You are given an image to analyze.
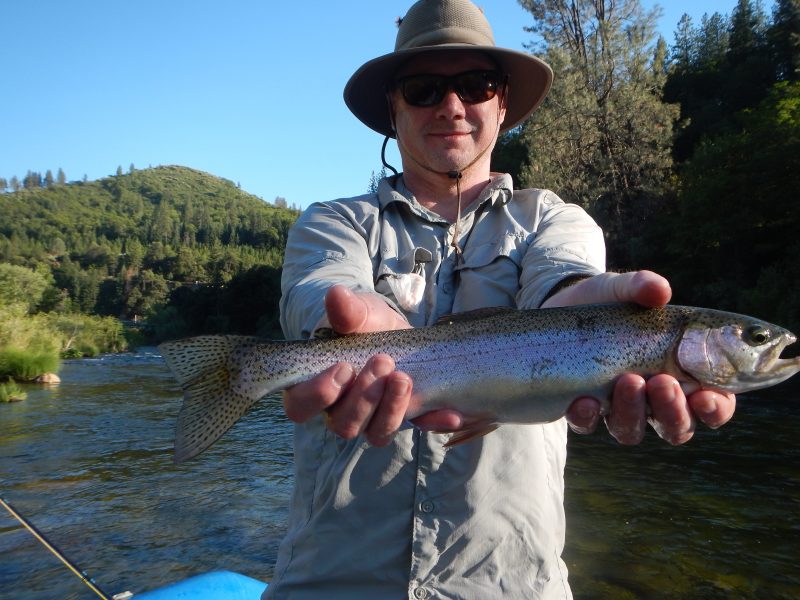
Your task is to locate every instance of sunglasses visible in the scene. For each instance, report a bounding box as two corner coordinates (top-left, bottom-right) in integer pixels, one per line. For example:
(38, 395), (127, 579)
(394, 70), (506, 107)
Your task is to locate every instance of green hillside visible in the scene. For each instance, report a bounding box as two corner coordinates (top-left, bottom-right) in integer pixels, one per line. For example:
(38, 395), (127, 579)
(0, 165), (298, 325)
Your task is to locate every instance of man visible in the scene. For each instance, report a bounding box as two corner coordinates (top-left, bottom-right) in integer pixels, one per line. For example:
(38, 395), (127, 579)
(267, 1), (736, 598)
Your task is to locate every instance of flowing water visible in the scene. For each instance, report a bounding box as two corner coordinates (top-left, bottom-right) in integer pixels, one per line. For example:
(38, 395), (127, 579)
(0, 349), (798, 599)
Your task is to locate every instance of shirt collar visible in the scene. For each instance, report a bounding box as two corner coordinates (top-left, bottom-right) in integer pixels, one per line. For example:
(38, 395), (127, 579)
(377, 173), (514, 222)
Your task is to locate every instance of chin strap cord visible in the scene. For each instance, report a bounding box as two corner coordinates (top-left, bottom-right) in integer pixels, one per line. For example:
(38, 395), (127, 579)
(381, 136), (399, 176)
(446, 170), (464, 261)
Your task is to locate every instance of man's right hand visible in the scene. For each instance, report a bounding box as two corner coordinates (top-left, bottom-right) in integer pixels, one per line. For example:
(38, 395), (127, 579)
(283, 285), (478, 445)
(282, 285), (415, 447)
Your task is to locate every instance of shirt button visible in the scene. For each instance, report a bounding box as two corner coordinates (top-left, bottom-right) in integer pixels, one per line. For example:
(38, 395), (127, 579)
(413, 586), (430, 599)
(420, 500), (435, 513)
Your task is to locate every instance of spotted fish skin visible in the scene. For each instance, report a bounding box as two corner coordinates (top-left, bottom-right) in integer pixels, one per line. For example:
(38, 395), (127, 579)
(159, 304), (800, 462)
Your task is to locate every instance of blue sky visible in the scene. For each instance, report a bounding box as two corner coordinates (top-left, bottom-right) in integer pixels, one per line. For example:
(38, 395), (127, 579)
(3, 1), (739, 210)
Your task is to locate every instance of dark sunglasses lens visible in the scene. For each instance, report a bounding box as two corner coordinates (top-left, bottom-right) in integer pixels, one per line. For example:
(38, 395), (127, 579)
(399, 71), (501, 106)
(456, 72), (498, 103)
(402, 75), (445, 107)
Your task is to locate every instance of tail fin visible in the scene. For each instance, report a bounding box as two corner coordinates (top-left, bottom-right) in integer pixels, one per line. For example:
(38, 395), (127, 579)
(159, 335), (262, 463)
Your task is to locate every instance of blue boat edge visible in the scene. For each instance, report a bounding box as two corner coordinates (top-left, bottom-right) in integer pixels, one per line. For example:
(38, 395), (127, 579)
(133, 570), (268, 599)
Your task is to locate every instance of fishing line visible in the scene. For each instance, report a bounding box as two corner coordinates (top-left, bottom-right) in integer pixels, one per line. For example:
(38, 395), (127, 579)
(0, 496), (125, 600)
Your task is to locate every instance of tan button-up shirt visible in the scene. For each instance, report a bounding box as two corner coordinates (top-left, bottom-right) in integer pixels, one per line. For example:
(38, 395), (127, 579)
(267, 174), (605, 600)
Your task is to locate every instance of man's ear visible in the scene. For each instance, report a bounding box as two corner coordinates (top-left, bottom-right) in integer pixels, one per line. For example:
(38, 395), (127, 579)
(498, 82), (509, 123)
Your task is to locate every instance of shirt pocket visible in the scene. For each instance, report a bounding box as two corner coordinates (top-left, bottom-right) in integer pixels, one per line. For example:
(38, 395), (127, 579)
(453, 232), (527, 311)
(375, 247), (433, 315)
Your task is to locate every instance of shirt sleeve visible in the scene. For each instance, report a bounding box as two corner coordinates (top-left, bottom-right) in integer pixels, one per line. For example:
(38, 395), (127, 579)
(516, 191), (606, 310)
(279, 200), (393, 340)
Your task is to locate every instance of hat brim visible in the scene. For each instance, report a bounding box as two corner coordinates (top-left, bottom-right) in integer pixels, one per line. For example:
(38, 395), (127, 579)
(344, 44), (553, 138)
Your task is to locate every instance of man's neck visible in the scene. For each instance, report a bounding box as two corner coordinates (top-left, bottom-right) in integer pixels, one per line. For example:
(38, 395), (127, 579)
(402, 166), (492, 223)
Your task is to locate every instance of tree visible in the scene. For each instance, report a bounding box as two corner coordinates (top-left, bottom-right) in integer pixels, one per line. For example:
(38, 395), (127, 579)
(769, 0), (800, 81)
(44, 170), (55, 187)
(671, 14), (696, 70)
(57, 168), (66, 185)
(655, 81), (800, 329)
(9, 176), (20, 192)
(0, 177), (7, 192)
(123, 269), (169, 318)
(23, 171), (42, 189)
(516, 0), (679, 267)
(697, 12), (730, 71)
(367, 169), (388, 194)
(728, 0), (768, 66)
(726, 0), (773, 111)
(0, 264), (50, 313)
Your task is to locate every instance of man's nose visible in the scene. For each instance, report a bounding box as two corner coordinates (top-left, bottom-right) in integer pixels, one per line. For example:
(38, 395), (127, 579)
(436, 89), (466, 116)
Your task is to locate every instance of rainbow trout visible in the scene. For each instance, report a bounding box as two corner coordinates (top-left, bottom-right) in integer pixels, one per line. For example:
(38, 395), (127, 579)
(159, 304), (800, 462)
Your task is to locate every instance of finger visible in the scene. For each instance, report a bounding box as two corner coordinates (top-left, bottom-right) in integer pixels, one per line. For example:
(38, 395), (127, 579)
(283, 362), (355, 423)
(687, 390), (736, 429)
(566, 397), (602, 434)
(646, 374), (695, 445)
(411, 409), (465, 432)
(326, 354), (395, 439)
(605, 374), (647, 445)
(363, 372), (413, 446)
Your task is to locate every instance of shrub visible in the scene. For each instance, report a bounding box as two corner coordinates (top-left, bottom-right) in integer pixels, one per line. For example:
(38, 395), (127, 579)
(0, 348), (60, 381)
(0, 379), (27, 402)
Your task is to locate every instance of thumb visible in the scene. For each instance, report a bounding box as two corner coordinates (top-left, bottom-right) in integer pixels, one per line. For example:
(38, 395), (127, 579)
(325, 285), (411, 334)
(543, 271), (672, 308)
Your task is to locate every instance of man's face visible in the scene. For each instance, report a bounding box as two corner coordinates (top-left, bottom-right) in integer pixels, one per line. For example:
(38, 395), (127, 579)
(390, 51), (507, 177)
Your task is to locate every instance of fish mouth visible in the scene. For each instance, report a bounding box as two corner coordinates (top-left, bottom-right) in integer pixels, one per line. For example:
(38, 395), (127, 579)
(759, 334), (800, 377)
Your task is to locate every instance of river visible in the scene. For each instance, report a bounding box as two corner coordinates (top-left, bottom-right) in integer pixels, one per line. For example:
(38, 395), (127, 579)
(0, 349), (798, 599)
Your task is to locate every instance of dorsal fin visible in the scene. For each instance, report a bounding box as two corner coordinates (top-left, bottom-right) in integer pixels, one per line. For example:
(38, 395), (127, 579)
(311, 327), (340, 340)
(433, 306), (516, 326)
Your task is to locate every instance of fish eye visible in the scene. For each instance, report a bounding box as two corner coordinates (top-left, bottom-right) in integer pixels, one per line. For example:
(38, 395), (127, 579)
(744, 325), (771, 346)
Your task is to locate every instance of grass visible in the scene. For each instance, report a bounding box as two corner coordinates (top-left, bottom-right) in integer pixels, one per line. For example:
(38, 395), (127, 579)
(0, 348), (60, 382)
(0, 379), (27, 402)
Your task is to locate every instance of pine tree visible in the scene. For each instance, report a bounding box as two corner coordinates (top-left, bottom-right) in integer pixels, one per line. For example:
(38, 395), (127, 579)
(728, 0), (767, 66)
(769, 0), (800, 80)
(23, 171), (42, 189)
(516, 0), (678, 267)
(726, 0), (773, 111)
(697, 12), (730, 70)
(57, 168), (66, 185)
(672, 14), (696, 70)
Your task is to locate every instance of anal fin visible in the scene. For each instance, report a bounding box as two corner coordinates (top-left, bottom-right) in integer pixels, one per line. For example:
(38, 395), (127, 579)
(442, 420), (500, 447)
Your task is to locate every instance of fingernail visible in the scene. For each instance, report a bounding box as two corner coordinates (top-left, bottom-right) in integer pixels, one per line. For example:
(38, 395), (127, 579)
(333, 364), (354, 388)
(698, 396), (718, 416)
(387, 377), (410, 397)
(653, 380), (677, 402)
(577, 404), (596, 421)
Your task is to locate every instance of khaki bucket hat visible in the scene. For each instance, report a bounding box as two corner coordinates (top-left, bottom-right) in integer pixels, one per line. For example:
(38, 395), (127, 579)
(344, 0), (553, 138)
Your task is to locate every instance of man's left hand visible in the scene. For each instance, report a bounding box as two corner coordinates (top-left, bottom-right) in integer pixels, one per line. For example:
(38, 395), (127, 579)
(542, 270), (737, 445)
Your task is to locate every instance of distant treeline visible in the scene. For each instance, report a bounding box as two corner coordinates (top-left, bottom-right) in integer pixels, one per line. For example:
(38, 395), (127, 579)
(0, 165), (299, 345)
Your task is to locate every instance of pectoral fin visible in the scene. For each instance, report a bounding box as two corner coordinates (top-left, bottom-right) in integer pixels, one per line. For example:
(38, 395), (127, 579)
(442, 420), (500, 447)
